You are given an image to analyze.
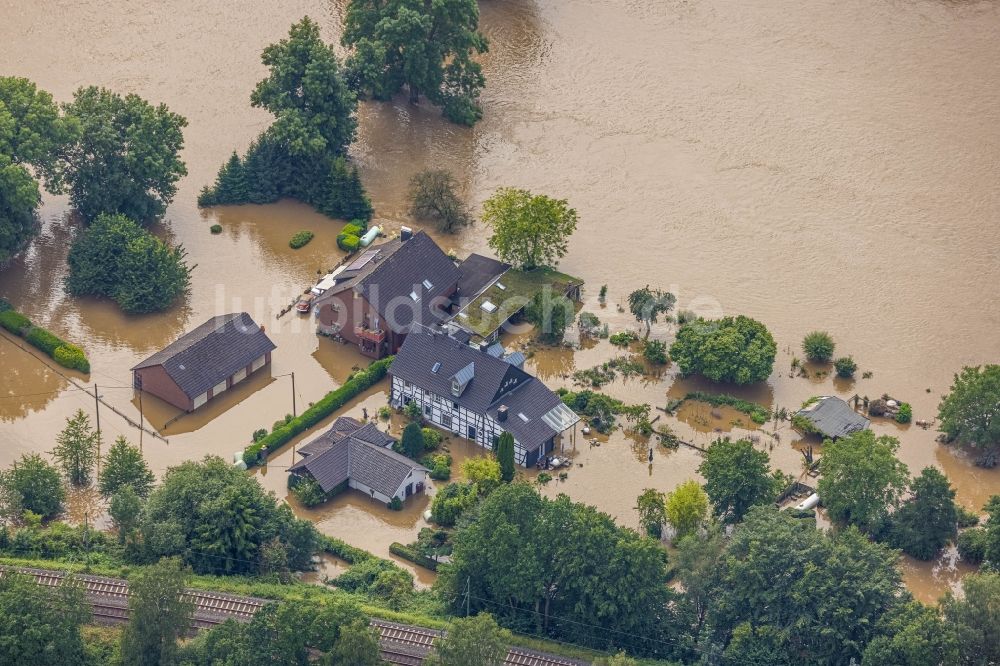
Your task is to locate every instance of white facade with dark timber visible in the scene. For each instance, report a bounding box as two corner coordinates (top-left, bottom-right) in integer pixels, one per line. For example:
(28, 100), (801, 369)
(388, 328), (579, 467)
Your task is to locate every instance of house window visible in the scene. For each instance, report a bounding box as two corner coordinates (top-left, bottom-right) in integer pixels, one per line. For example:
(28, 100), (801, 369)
(424, 404), (432, 416)
(442, 414), (453, 429)
(452, 401), (459, 410)
(468, 425), (477, 440)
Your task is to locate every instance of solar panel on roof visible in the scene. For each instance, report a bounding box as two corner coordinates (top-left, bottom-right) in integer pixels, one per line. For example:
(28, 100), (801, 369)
(346, 249), (379, 271)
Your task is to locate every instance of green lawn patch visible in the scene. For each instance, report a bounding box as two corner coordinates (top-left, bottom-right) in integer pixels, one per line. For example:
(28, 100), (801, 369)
(456, 266), (581, 339)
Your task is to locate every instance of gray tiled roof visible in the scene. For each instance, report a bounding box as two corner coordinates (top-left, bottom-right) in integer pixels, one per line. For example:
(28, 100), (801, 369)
(290, 420), (426, 496)
(389, 328), (577, 452)
(456, 253), (509, 302)
(795, 396), (870, 439)
(131, 313), (275, 400)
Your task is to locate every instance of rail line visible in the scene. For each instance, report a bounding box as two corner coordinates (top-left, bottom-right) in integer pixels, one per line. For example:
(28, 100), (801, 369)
(6, 566), (589, 666)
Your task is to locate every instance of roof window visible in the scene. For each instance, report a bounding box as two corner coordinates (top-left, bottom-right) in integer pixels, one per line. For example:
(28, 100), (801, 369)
(423, 279), (433, 289)
(410, 290), (420, 302)
(432, 362), (441, 373)
(518, 413), (529, 422)
(481, 300), (498, 313)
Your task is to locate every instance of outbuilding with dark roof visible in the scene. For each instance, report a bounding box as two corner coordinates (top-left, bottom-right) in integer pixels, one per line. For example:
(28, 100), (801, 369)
(794, 395), (870, 439)
(289, 417), (428, 504)
(131, 313), (275, 412)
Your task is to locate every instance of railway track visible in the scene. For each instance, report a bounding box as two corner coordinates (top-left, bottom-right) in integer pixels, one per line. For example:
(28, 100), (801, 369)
(5, 566), (588, 666)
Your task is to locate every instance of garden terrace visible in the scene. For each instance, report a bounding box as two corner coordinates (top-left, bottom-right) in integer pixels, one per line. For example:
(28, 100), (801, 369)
(455, 267), (582, 340)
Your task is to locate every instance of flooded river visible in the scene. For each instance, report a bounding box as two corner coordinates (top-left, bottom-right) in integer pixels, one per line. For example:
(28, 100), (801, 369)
(1, 0), (998, 602)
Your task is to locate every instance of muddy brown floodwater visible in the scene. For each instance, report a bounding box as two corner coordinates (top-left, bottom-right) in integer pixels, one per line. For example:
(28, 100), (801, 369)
(1, 0), (998, 602)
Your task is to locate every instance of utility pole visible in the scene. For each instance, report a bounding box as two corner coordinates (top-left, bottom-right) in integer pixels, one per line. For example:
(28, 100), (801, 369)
(138, 387), (144, 453)
(291, 372), (297, 417)
(465, 576), (471, 617)
(93, 384), (101, 473)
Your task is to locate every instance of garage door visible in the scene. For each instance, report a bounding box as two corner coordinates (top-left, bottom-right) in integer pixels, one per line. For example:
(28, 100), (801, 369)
(193, 392), (208, 409)
(232, 368), (247, 384)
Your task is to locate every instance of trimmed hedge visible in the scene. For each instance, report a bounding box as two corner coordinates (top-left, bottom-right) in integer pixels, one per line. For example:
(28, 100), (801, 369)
(337, 233), (360, 253)
(0, 310), (31, 334)
(341, 222), (364, 237)
(323, 536), (377, 565)
(685, 391), (770, 425)
(389, 542), (439, 571)
(0, 307), (90, 373)
(289, 230), (314, 249)
(243, 356), (393, 466)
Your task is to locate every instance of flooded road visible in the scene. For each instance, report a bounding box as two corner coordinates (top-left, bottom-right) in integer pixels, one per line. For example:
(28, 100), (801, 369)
(2, 0), (999, 600)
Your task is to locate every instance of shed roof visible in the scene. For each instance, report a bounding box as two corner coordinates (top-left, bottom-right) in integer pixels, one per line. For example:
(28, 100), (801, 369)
(131, 313), (275, 400)
(794, 396), (870, 439)
(289, 420), (426, 496)
(455, 253), (510, 303)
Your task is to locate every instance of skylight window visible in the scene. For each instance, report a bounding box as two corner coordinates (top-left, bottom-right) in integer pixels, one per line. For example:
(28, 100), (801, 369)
(480, 300), (498, 313)
(518, 412), (529, 422)
(496, 282), (506, 291)
(423, 279), (433, 289)
(432, 362), (441, 373)
(409, 291), (420, 302)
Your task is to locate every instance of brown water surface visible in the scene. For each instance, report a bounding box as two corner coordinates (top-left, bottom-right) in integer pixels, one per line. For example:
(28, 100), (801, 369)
(1, 0), (998, 595)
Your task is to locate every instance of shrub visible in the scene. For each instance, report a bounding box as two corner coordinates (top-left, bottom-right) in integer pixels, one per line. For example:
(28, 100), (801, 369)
(802, 331), (835, 363)
(421, 428), (442, 450)
(341, 223), (363, 237)
(834, 356), (857, 378)
(895, 403), (912, 424)
(377, 406), (391, 421)
(291, 476), (329, 507)
(957, 528), (987, 564)
(403, 400), (422, 422)
(423, 453), (452, 481)
(686, 392), (769, 425)
(643, 339), (668, 364)
(387, 496), (403, 511)
(288, 230), (314, 249)
(251, 428), (268, 443)
(868, 398), (888, 417)
(0, 310), (31, 334)
(337, 233), (360, 252)
(957, 506), (980, 528)
(676, 309), (696, 325)
(24, 326), (66, 355)
(389, 542), (438, 570)
(209, 224), (222, 234)
(53, 345), (90, 373)
(0, 298), (10, 312)
(243, 357), (392, 466)
(578, 312), (601, 336)
(431, 483), (477, 526)
(609, 331), (638, 347)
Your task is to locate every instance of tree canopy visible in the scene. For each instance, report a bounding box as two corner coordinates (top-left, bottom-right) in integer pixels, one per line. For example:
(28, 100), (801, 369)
(802, 330), (835, 363)
(524, 290), (574, 343)
(889, 466), (958, 560)
(635, 488), (667, 538)
(408, 169), (472, 233)
(483, 188), (578, 270)
(51, 408), (99, 486)
(664, 480), (708, 539)
(495, 431), (515, 483)
(120, 558), (193, 666)
(698, 438), (786, 523)
(427, 614), (510, 666)
(0, 571), (89, 665)
(0, 453), (65, 521)
(66, 213), (191, 314)
(669, 316), (777, 385)
(199, 18), (372, 223)
(53, 86), (187, 222)
(942, 572), (1000, 666)
(938, 364), (1000, 453)
(343, 0), (488, 125)
(627, 286), (676, 338)
(818, 430), (909, 535)
(440, 482), (679, 657)
(99, 435), (155, 498)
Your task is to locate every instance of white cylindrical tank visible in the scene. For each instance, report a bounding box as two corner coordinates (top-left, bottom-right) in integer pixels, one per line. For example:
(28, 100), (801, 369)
(359, 226), (381, 247)
(794, 493), (820, 511)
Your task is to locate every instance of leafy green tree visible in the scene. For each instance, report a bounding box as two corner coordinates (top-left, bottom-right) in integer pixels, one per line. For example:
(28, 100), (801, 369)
(343, 0), (488, 125)
(409, 169), (472, 233)
(942, 572), (1000, 666)
(0, 76), (75, 170)
(66, 213), (191, 314)
(460, 457), (501, 496)
(323, 618), (384, 666)
(140, 456), (320, 575)
(698, 438), (786, 523)
(627, 286), (676, 338)
(938, 365), (1000, 453)
(674, 529), (726, 637)
(979, 495), (1000, 567)
(401, 422), (425, 459)
(702, 506), (902, 664)
(121, 558), (193, 666)
(593, 653), (639, 666)
(524, 290), (574, 343)
(54, 86), (187, 222)
(0, 153), (41, 264)
(0, 571), (89, 665)
(51, 408), (99, 486)
(665, 480), (708, 539)
(426, 614), (510, 666)
(889, 466), (958, 560)
(802, 330), (835, 363)
(0, 453), (65, 520)
(495, 431), (515, 483)
(430, 482), (478, 527)
(252, 17), (357, 158)
(669, 316), (777, 385)
(109, 485), (143, 544)
(862, 601), (959, 666)
(441, 482), (678, 657)
(635, 488), (667, 538)
(818, 430), (909, 535)
(642, 339), (668, 364)
(834, 355), (857, 378)
(99, 435), (155, 498)
(483, 188), (578, 270)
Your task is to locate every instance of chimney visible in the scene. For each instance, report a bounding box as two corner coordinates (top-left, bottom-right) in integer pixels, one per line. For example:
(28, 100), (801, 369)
(479, 341), (489, 353)
(497, 405), (508, 422)
(400, 226), (413, 241)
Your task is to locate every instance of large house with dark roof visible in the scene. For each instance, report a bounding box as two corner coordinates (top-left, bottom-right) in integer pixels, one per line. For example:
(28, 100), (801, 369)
(312, 230), (510, 359)
(131, 313), (275, 412)
(388, 327), (580, 467)
(289, 417), (429, 505)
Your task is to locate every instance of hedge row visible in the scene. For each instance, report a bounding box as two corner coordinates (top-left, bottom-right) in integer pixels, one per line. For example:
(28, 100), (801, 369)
(322, 536), (376, 565)
(0, 307), (90, 373)
(242, 356), (393, 466)
(389, 542), (439, 571)
(685, 391), (769, 425)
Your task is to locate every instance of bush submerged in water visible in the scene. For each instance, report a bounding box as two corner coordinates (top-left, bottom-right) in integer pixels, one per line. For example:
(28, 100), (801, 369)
(289, 230), (314, 249)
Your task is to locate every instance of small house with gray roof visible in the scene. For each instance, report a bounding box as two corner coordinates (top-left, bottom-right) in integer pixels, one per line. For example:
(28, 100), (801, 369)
(289, 417), (428, 505)
(388, 327), (580, 467)
(131, 313), (275, 412)
(794, 395), (870, 439)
